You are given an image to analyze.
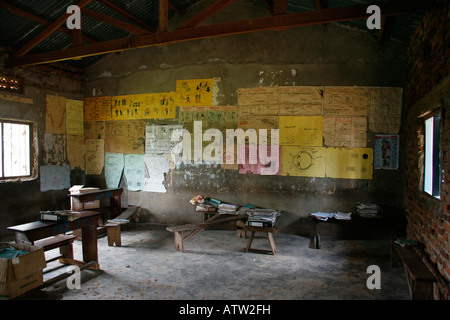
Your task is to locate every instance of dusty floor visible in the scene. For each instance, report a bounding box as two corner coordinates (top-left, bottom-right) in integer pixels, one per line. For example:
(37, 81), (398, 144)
(20, 222), (410, 300)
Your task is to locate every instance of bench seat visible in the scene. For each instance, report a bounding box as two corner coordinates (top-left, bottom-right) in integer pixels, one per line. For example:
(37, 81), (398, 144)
(391, 242), (436, 300)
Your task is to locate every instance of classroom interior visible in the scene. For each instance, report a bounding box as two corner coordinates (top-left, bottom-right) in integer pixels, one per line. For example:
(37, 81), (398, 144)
(0, 0), (449, 301)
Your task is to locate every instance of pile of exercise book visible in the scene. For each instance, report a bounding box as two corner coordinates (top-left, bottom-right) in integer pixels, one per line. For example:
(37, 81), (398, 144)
(189, 195), (280, 228)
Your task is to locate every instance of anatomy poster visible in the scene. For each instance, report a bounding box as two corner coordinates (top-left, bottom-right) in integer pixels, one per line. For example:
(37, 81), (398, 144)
(281, 146), (326, 177)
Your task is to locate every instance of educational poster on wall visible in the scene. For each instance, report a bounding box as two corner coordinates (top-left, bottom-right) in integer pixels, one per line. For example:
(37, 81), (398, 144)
(105, 153), (125, 188)
(279, 86), (323, 116)
(369, 87), (403, 134)
(43, 133), (66, 166)
(84, 96), (112, 121)
(179, 106), (237, 131)
(145, 123), (182, 154)
(40, 164), (71, 191)
(143, 92), (176, 119)
(323, 87), (370, 117)
(85, 139), (104, 175)
(124, 154), (145, 191)
(374, 135), (399, 170)
(281, 146), (326, 177)
(144, 154), (170, 193)
(323, 117), (367, 147)
(325, 147), (373, 179)
(105, 121), (145, 154)
(111, 93), (176, 120)
(65, 99), (84, 136)
(45, 95), (66, 134)
(176, 79), (213, 106)
(84, 121), (106, 139)
(279, 116), (323, 146)
(66, 135), (85, 170)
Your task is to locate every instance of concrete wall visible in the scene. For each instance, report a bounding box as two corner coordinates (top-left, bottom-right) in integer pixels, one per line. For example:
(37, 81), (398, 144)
(84, 0), (408, 229)
(0, 64), (85, 239)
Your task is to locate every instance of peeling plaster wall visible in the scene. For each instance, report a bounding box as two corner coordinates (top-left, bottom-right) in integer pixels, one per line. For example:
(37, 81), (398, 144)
(84, 0), (408, 230)
(0, 64), (85, 239)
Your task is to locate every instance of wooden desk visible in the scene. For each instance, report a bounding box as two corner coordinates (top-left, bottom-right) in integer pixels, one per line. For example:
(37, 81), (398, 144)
(244, 226), (277, 255)
(7, 211), (101, 270)
(68, 188), (123, 218)
(166, 213), (248, 252)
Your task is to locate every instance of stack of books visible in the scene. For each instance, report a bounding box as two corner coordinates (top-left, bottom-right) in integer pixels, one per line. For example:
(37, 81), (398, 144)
(39, 210), (81, 222)
(356, 203), (382, 218)
(247, 209), (280, 227)
(217, 203), (239, 214)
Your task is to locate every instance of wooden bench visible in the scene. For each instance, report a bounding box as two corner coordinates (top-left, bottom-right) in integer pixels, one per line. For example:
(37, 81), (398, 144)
(166, 214), (248, 252)
(391, 242), (437, 300)
(244, 226), (277, 255)
(105, 206), (139, 246)
(34, 234), (77, 263)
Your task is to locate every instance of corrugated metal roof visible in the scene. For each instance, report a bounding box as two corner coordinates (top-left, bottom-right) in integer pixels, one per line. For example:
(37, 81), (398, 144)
(0, 0), (426, 69)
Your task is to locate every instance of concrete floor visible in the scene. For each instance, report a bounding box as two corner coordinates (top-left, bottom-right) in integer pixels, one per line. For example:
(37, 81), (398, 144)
(20, 222), (410, 300)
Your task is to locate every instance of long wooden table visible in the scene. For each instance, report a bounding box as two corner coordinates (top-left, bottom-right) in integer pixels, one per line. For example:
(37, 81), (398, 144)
(7, 210), (101, 270)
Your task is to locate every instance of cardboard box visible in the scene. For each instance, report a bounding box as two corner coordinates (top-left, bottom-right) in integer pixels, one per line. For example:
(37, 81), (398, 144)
(69, 185), (100, 210)
(0, 243), (46, 299)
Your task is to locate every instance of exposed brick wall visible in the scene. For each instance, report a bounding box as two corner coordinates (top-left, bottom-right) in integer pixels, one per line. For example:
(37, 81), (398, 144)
(405, 1), (450, 299)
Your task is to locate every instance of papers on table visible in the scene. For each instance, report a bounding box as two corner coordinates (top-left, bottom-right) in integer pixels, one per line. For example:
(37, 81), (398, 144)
(357, 203), (382, 218)
(310, 211), (352, 221)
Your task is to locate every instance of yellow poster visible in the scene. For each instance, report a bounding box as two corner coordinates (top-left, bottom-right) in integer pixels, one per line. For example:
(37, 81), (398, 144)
(111, 94), (145, 120)
(176, 79), (213, 106)
(279, 116), (323, 146)
(143, 92), (176, 119)
(281, 146), (326, 177)
(326, 147), (373, 179)
(84, 96), (112, 121)
(45, 95), (66, 134)
(65, 99), (84, 136)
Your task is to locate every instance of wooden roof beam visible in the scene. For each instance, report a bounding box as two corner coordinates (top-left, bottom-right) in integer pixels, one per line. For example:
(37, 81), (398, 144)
(81, 7), (149, 35)
(177, 0), (236, 29)
(12, 0), (94, 57)
(168, 1), (185, 16)
(7, 0), (436, 67)
(96, 0), (156, 33)
(160, 0), (169, 32)
(273, 0), (288, 15)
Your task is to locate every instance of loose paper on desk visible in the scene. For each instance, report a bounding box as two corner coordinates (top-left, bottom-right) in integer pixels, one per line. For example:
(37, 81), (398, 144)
(105, 153), (124, 188)
(124, 154), (145, 191)
(144, 154), (170, 192)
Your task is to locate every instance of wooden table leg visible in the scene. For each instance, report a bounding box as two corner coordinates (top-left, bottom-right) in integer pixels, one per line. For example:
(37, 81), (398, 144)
(245, 231), (255, 252)
(81, 224), (99, 270)
(267, 232), (277, 254)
